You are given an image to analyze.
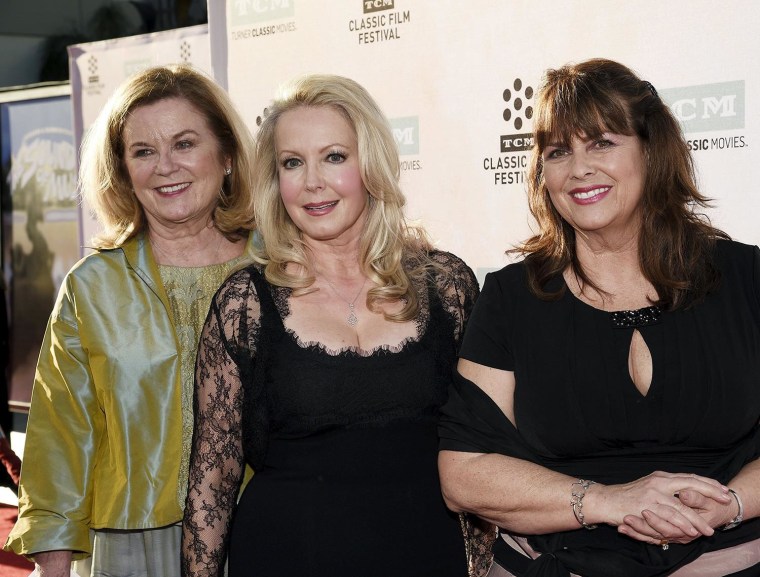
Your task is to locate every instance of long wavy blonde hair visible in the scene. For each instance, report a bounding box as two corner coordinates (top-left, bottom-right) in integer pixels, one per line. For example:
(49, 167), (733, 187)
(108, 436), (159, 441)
(252, 74), (431, 322)
(79, 64), (255, 248)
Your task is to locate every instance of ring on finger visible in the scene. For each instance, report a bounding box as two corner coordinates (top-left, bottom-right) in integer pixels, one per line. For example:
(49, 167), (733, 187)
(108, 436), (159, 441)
(659, 539), (669, 551)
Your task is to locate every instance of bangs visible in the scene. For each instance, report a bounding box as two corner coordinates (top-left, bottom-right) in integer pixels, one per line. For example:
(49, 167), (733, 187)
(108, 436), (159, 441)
(534, 75), (634, 151)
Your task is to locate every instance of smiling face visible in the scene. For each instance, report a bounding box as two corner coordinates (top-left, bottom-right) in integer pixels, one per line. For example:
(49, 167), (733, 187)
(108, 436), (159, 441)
(542, 132), (647, 243)
(122, 97), (230, 234)
(275, 105), (369, 248)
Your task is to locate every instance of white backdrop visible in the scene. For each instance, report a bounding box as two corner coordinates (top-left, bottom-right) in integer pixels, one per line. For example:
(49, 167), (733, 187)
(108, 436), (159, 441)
(65, 1), (760, 283)
(221, 0), (759, 281)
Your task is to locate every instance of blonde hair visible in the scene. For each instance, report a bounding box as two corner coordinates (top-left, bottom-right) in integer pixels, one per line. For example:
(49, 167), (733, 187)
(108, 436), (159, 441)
(252, 74), (431, 321)
(79, 64), (255, 248)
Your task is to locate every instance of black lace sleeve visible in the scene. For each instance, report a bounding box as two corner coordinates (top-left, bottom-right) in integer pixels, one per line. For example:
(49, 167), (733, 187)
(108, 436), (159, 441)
(181, 267), (261, 577)
(430, 250), (480, 346)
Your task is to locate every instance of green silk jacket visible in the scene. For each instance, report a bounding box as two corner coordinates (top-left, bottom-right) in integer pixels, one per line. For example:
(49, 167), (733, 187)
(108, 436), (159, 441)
(4, 232), (252, 558)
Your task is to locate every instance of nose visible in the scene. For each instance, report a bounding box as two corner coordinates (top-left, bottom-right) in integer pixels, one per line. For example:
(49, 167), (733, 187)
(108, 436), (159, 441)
(154, 150), (179, 176)
(304, 163), (324, 192)
(569, 150), (595, 179)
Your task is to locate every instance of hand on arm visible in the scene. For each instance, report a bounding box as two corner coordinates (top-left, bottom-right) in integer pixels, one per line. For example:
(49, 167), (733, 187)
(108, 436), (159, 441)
(620, 456), (760, 545)
(607, 472), (730, 545)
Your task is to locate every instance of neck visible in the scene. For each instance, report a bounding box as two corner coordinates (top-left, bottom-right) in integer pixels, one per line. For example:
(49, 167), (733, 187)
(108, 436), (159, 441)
(149, 225), (236, 267)
(305, 239), (364, 281)
(575, 231), (640, 275)
(570, 230), (655, 310)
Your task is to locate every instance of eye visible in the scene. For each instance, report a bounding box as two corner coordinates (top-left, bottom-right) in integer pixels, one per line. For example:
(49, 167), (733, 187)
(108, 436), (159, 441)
(132, 148), (154, 159)
(326, 151), (346, 163)
(544, 147), (567, 160)
(282, 157), (302, 169)
(175, 139), (194, 151)
(595, 139), (615, 149)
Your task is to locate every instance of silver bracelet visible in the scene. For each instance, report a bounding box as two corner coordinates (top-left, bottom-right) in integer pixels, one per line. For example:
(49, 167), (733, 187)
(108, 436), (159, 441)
(571, 479), (598, 530)
(721, 488), (744, 530)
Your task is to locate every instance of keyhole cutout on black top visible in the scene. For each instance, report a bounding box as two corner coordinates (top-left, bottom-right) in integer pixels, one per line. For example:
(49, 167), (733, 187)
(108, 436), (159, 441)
(628, 329), (653, 396)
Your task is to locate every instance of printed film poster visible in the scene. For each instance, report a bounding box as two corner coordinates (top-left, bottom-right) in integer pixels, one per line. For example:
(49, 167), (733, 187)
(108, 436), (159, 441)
(0, 84), (79, 412)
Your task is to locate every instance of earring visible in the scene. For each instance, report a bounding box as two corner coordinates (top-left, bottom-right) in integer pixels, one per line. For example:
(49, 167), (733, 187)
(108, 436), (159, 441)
(224, 167), (232, 175)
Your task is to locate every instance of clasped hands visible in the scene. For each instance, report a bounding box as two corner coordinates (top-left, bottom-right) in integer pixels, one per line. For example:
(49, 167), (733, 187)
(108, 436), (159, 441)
(595, 471), (738, 547)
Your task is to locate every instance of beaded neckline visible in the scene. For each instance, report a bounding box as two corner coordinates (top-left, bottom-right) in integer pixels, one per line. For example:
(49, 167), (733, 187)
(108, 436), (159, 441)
(610, 306), (661, 328)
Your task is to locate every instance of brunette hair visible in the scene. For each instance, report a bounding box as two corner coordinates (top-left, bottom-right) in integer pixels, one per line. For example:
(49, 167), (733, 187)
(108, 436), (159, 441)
(251, 74), (432, 322)
(79, 64), (255, 248)
(521, 58), (728, 309)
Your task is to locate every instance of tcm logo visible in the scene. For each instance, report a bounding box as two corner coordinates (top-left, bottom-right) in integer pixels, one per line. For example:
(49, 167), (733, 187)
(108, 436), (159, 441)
(232, 0), (294, 23)
(503, 78), (534, 131)
(500, 77), (535, 152)
(500, 134), (534, 153)
(364, 0), (394, 13)
(660, 80), (744, 133)
(389, 116), (419, 156)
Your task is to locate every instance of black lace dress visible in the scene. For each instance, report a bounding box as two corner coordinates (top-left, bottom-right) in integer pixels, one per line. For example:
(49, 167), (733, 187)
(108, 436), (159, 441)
(182, 251), (479, 577)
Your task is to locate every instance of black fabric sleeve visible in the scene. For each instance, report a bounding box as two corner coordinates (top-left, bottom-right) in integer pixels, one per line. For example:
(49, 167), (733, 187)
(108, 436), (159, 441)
(439, 369), (535, 457)
(458, 269), (515, 371)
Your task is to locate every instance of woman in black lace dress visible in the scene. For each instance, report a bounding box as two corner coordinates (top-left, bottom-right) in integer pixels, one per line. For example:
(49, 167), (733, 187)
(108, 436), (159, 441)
(181, 74), (478, 577)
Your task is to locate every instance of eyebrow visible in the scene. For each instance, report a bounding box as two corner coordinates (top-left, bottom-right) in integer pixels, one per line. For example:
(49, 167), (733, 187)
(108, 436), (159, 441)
(127, 129), (200, 150)
(277, 142), (350, 156)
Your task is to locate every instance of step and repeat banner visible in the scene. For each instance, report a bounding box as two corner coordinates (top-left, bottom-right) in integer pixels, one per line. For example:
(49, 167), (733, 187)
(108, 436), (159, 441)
(221, 0), (758, 281)
(62, 0), (759, 281)
(0, 0), (747, 411)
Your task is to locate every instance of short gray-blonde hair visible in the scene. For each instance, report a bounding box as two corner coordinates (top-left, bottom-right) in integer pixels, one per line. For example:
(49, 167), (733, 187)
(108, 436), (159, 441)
(80, 64), (255, 248)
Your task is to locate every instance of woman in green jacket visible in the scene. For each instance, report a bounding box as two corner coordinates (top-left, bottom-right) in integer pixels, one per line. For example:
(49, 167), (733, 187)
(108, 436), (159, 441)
(4, 64), (255, 577)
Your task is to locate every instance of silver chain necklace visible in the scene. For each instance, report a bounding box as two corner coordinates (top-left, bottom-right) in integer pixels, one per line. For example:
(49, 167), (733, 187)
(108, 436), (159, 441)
(321, 275), (367, 326)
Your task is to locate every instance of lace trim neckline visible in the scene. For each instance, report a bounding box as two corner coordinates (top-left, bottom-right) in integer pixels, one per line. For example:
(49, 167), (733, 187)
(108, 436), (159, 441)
(273, 283), (429, 358)
(284, 328), (423, 358)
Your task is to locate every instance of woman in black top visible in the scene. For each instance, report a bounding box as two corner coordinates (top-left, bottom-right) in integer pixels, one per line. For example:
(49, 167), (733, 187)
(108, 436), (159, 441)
(182, 74), (478, 577)
(439, 58), (760, 576)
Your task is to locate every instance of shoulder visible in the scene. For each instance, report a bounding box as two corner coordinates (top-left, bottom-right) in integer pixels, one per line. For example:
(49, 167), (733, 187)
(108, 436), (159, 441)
(711, 238), (760, 287)
(428, 249), (475, 276)
(712, 239), (759, 278)
(218, 263), (265, 295)
(713, 238), (758, 263)
(481, 259), (529, 291)
(227, 261), (264, 281)
(426, 249), (479, 292)
(61, 248), (128, 286)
